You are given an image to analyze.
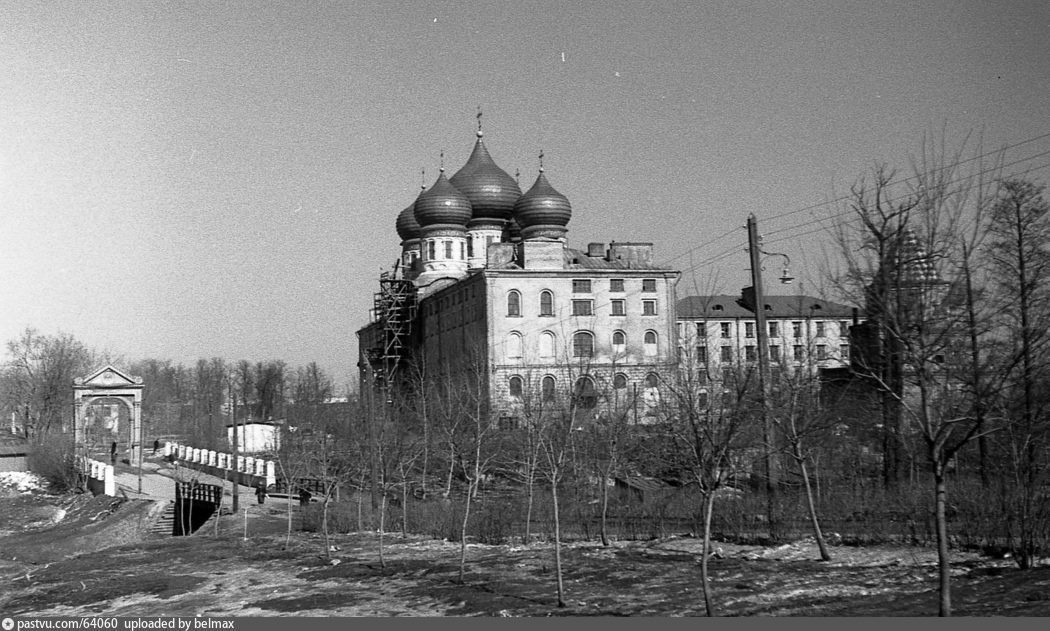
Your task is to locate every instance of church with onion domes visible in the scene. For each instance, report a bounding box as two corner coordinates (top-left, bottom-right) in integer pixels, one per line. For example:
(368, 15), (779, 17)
(358, 121), (681, 426)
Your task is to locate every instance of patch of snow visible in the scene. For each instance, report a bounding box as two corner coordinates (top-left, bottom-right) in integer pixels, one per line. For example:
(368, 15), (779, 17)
(0, 471), (48, 495)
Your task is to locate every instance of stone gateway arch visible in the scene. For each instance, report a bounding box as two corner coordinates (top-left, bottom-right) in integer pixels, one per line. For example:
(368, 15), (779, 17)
(73, 365), (144, 466)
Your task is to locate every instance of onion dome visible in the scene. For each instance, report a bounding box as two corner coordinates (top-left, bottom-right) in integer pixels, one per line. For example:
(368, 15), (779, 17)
(449, 131), (521, 225)
(413, 171), (472, 229)
(395, 202), (421, 241)
(513, 169), (572, 238)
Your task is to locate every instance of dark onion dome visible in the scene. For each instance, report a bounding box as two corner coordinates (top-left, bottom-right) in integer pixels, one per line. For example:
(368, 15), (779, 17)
(413, 171), (472, 229)
(513, 170), (572, 237)
(395, 202), (421, 241)
(449, 132), (521, 225)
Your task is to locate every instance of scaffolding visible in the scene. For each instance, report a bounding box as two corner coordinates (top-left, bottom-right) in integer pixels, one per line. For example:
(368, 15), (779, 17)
(368, 264), (417, 397)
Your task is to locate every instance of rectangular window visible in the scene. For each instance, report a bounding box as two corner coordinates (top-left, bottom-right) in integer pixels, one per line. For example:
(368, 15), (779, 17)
(840, 321), (850, 337)
(793, 345), (804, 362)
(792, 322), (802, 339)
(572, 300), (593, 316)
(720, 322), (732, 339)
(610, 278), (625, 292)
(444, 240), (453, 259)
(840, 344), (850, 360)
(611, 299), (626, 316)
(769, 345), (780, 362)
(696, 346), (707, 364)
(642, 278), (657, 292)
(745, 345), (757, 362)
(817, 344), (827, 360)
(642, 300), (657, 315)
(572, 279), (591, 293)
(721, 346), (733, 363)
(816, 321), (826, 337)
(745, 322), (755, 338)
(497, 416), (520, 431)
(769, 321), (779, 337)
(696, 322), (707, 338)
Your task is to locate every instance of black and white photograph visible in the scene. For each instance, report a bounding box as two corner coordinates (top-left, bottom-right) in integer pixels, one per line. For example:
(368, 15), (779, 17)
(1, 0), (1049, 619)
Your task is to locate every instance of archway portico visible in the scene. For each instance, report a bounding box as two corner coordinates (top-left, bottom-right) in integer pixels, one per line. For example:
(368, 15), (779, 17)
(73, 365), (144, 466)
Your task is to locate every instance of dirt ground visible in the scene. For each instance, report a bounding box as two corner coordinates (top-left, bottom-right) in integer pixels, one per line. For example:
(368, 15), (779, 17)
(1, 472), (1049, 617)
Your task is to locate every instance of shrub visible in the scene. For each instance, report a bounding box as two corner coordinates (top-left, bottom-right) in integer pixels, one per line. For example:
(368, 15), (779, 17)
(27, 433), (78, 493)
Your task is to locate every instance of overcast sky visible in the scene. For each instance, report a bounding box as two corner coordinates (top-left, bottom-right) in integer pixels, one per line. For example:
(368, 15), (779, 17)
(2, 1), (1048, 387)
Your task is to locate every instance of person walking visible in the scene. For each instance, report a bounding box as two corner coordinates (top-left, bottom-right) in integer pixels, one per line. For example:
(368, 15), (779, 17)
(110, 441), (118, 466)
(255, 483), (267, 505)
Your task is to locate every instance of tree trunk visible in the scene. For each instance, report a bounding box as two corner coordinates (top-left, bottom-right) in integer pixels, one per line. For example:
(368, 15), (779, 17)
(700, 490), (716, 617)
(552, 473), (566, 608)
(599, 464), (611, 547)
(524, 464), (535, 545)
(458, 478), (475, 584)
(934, 463), (951, 617)
(796, 443), (831, 561)
(322, 493), (331, 560)
(378, 493), (387, 570)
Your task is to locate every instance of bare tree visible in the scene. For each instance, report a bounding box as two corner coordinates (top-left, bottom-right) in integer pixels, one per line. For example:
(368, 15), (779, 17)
(832, 132), (1002, 616)
(984, 177), (1050, 568)
(2, 328), (92, 438)
(660, 345), (756, 616)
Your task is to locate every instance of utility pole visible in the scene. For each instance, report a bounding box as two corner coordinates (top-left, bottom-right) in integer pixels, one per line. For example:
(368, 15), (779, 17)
(230, 379), (239, 513)
(747, 213), (779, 540)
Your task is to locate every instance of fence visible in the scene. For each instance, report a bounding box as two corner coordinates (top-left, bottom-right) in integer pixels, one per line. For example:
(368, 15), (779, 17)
(76, 455), (115, 496)
(165, 441), (276, 488)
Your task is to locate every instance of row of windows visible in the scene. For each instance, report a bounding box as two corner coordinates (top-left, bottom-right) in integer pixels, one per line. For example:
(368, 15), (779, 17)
(507, 372), (661, 400)
(571, 278), (658, 294)
(698, 320), (851, 339)
(506, 330), (660, 358)
(508, 290), (657, 317)
(424, 239), (466, 261)
(697, 343), (850, 363)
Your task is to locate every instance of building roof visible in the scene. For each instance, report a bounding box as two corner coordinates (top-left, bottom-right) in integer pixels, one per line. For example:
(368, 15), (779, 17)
(677, 294), (859, 319)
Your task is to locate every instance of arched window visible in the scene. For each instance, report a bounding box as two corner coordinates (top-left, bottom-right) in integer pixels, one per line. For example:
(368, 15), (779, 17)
(572, 331), (594, 358)
(613, 373), (628, 389)
(573, 377), (598, 409)
(542, 375), (556, 401)
(507, 290), (521, 317)
(509, 376), (523, 398)
(427, 241), (436, 260)
(642, 373), (661, 415)
(644, 330), (658, 355)
(612, 330), (626, 349)
(539, 331), (556, 358)
(507, 332), (523, 359)
(539, 290), (554, 316)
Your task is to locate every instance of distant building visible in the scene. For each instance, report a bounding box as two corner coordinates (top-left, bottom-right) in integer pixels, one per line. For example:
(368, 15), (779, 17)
(676, 292), (859, 383)
(226, 422), (280, 453)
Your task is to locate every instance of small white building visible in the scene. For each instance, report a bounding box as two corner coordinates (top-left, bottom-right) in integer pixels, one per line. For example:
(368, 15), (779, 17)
(226, 422), (280, 454)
